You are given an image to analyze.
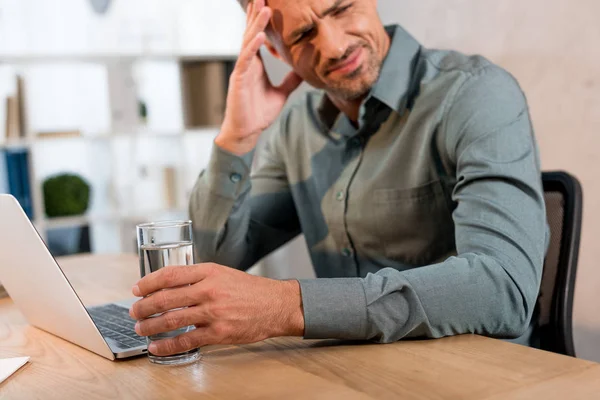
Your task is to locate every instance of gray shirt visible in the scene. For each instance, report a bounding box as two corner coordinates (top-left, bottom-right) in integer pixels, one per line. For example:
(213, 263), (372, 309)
(189, 25), (548, 344)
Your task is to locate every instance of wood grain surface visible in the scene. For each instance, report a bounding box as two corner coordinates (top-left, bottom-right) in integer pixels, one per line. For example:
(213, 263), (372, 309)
(1, 254), (599, 399)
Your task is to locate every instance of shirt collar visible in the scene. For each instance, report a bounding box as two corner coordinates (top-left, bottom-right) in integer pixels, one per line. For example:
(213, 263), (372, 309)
(317, 25), (422, 132)
(368, 25), (421, 115)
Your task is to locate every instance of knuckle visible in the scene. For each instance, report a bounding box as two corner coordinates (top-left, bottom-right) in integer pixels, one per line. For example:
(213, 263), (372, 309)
(164, 339), (179, 355)
(205, 302), (217, 320)
(131, 303), (143, 319)
(155, 291), (169, 311)
(207, 302), (226, 321)
(185, 264), (200, 277)
(136, 321), (147, 336)
(162, 266), (179, 285)
(204, 286), (220, 301)
(164, 312), (182, 329)
(211, 323), (228, 340)
(205, 263), (219, 275)
(183, 289), (198, 305)
(176, 334), (195, 351)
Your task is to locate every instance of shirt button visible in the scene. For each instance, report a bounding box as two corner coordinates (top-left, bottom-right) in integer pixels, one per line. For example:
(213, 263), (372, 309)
(230, 173), (242, 183)
(336, 191), (345, 201)
(342, 248), (353, 257)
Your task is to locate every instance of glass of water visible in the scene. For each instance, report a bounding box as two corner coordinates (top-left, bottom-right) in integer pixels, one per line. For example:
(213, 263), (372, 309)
(136, 220), (200, 365)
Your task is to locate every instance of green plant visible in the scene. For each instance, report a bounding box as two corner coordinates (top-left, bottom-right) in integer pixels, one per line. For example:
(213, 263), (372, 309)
(43, 174), (91, 218)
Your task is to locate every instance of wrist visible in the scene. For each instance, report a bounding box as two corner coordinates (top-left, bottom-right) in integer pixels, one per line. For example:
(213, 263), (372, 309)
(275, 280), (305, 337)
(215, 126), (257, 156)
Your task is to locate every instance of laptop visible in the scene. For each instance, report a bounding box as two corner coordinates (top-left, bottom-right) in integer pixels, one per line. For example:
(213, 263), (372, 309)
(0, 194), (147, 360)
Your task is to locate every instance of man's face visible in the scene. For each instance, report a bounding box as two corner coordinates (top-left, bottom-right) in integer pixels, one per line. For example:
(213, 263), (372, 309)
(265, 0), (387, 101)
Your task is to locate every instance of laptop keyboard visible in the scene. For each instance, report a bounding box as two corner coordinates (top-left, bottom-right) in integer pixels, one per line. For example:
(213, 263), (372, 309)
(88, 304), (146, 349)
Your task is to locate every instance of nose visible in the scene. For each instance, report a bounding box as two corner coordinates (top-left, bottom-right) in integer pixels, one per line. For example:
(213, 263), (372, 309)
(314, 21), (347, 62)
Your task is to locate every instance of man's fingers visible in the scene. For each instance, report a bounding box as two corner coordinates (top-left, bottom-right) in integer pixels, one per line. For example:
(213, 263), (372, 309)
(243, 0), (262, 43)
(135, 307), (205, 337)
(148, 328), (211, 357)
(245, 0), (254, 24)
(251, 0), (265, 16)
(242, 6), (271, 49)
(235, 32), (266, 74)
(133, 264), (214, 297)
(130, 284), (201, 320)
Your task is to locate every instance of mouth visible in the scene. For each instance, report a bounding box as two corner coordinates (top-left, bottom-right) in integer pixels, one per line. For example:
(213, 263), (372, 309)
(326, 47), (364, 77)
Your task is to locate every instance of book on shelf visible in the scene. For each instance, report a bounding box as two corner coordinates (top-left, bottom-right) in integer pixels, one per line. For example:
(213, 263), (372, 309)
(1, 148), (34, 220)
(0, 149), (7, 194)
(181, 61), (227, 128)
(163, 166), (178, 209)
(16, 75), (27, 138)
(4, 97), (21, 140)
(4, 75), (27, 141)
(36, 130), (81, 139)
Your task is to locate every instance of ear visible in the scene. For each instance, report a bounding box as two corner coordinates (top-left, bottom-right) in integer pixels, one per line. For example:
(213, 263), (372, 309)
(264, 39), (285, 62)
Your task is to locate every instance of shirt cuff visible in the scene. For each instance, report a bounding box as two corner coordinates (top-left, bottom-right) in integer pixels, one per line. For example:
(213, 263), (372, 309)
(204, 143), (255, 199)
(298, 278), (368, 340)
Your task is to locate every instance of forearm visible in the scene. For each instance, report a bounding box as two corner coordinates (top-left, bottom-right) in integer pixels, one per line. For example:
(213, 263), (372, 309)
(298, 249), (540, 342)
(189, 144), (255, 268)
(190, 140), (301, 270)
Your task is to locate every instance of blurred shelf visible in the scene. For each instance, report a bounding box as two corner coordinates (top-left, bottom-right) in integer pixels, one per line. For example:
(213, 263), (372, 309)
(0, 129), (222, 143)
(34, 134), (113, 142)
(1, 41), (229, 255)
(45, 215), (90, 229)
(120, 208), (189, 222)
(184, 128), (220, 136)
(0, 54), (238, 64)
(132, 129), (184, 138)
(42, 208), (188, 229)
(129, 128), (220, 137)
(1, 135), (114, 149)
(1, 131), (216, 148)
(44, 214), (115, 229)
(0, 138), (32, 149)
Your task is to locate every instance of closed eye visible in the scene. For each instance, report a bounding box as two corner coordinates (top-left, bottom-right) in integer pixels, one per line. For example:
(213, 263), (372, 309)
(294, 28), (314, 44)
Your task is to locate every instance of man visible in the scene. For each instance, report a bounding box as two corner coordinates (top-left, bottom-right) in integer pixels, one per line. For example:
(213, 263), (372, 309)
(129, 0), (548, 358)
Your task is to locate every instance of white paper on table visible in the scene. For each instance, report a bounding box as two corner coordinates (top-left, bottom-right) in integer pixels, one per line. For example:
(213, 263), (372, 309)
(0, 357), (30, 384)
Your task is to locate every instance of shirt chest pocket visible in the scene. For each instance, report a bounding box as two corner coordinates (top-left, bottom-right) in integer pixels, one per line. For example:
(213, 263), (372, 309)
(372, 180), (455, 265)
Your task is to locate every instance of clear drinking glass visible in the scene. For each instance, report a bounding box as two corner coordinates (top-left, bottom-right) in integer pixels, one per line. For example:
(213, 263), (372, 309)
(136, 220), (201, 365)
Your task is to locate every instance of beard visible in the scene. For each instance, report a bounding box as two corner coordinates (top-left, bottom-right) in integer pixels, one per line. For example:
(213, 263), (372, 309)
(323, 44), (382, 101)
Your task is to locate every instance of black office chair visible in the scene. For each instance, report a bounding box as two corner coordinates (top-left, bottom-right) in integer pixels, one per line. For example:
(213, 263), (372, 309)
(536, 171), (583, 356)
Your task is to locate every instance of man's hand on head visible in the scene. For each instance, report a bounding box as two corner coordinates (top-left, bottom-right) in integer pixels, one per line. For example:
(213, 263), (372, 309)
(129, 263), (305, 356)
(216, 0), (303, 156)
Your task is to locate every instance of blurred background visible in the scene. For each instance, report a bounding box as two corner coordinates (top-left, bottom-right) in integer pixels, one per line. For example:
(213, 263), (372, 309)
(0, 0), (598, 361)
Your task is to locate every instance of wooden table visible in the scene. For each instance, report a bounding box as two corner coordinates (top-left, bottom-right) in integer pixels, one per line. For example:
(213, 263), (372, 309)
(1, 254), (599, 399)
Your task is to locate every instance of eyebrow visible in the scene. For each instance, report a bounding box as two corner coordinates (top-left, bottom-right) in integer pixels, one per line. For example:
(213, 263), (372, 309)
(286, 0), (346, 43)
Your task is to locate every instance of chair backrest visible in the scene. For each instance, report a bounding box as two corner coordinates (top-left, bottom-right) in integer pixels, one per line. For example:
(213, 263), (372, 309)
(537, 171), (583, 356)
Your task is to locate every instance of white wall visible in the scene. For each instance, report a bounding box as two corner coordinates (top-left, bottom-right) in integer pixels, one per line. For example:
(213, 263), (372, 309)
(0, 0), (245, 56)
